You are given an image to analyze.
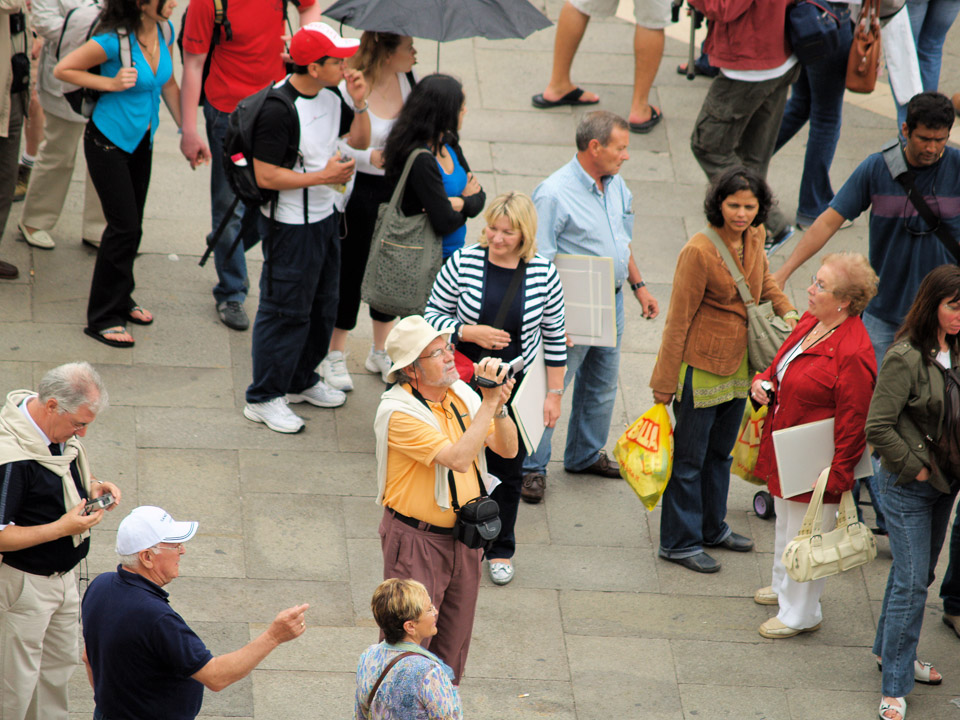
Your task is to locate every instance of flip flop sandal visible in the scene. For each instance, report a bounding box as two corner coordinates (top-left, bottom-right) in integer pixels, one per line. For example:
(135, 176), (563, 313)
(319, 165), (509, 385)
(876, 657), (941, 685)
(531, 87), (600, 109)
(127, 305), (154, 325)
(84, 326), (135, 348)
(879, 697), (905, 720)
(628, 107), (662, 134)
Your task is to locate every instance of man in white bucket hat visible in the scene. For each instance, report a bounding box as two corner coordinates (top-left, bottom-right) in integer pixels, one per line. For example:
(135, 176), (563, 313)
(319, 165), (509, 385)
(80, 506), (309, 720)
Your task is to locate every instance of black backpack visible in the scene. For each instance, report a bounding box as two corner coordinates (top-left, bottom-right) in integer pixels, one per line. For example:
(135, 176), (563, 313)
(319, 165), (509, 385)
(198, 83), (300, 268)
(932, 365), (960, 485)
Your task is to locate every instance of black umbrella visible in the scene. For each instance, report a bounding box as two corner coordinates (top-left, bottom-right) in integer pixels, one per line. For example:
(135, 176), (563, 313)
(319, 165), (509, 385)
(323, 0), (552, 43)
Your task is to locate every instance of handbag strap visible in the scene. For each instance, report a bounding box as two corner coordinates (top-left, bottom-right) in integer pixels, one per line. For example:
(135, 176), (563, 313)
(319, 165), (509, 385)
(366, 651), (419, 707)
(491, 256), (527, 330)
(882, 143), (960, 264)
(796, 467), (831, 537)
(385, 148), (432, 216)
(701, 226), (756, 307)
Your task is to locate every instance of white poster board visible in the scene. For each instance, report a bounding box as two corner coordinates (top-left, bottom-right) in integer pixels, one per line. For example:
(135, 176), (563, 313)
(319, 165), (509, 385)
(553, 254), (617, 348)
(772, 417), (874, 498)
(510, 345), (547, 455)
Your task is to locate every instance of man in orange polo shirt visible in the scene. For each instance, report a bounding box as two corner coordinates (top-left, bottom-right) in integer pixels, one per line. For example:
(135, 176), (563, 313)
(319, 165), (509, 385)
(373, 316), (518, 684)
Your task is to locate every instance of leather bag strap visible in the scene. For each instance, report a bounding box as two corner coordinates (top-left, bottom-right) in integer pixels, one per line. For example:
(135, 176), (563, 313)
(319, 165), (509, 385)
(366, 651), (419, 707)
(491, 258), (527, 330)
(701, 226), (756, 307)
(796, 467), (831, 537)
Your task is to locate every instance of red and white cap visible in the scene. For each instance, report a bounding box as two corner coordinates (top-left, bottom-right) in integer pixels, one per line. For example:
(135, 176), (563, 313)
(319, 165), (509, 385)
(116, 506), (198, 555)
(289, 22), (360, 65)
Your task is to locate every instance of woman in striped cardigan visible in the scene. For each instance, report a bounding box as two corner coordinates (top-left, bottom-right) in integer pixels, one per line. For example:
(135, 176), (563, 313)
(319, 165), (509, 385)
(425, 192), (566, 585)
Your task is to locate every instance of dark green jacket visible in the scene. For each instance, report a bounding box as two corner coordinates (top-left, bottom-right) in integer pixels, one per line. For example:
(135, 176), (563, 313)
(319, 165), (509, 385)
(865, 340), (953, 494)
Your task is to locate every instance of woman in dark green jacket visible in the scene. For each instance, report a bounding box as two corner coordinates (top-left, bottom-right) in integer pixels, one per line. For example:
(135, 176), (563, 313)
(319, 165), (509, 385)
(866, 265), (960, 720)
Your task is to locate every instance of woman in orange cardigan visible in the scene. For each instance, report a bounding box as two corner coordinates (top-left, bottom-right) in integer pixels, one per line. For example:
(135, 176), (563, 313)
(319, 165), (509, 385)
(650, 167), (796, 573)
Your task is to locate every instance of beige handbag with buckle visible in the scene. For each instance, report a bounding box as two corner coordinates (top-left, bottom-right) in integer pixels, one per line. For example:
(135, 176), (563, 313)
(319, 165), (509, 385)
(782, 467), (877, 582)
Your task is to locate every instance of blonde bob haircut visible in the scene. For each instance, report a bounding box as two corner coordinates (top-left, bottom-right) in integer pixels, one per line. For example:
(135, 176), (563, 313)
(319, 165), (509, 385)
(821, 251), (878, 317)
(370, 578), (430, 644)
(478, 191), (538, 262)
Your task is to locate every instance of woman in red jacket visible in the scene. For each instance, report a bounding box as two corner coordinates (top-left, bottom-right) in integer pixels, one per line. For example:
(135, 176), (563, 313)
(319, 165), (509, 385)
(750, 252), (878, 639)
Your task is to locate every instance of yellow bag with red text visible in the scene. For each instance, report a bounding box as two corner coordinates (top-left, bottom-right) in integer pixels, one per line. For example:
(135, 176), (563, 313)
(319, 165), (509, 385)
(614, 403), (673, 511)
(731, 403), (767, 486)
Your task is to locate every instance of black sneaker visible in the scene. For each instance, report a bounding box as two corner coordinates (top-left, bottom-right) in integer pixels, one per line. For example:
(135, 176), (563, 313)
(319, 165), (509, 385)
(217, 301), (249, 331)
(764, 225), (794, 256)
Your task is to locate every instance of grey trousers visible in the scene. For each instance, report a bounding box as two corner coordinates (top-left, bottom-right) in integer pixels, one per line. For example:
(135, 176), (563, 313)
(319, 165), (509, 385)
(690, 64), (802, 236)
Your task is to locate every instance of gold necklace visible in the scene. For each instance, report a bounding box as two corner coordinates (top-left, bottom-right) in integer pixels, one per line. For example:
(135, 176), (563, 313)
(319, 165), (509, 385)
(137, 32), (158, 60)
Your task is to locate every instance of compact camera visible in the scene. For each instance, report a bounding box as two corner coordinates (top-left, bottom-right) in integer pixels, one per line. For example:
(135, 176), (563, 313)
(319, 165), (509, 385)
(474, 356), (524, 388)
(83, 493), (114, 515)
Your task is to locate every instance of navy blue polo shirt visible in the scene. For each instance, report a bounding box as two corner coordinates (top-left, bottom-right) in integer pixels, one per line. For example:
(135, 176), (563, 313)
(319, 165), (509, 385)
(81, 567), (214, 720)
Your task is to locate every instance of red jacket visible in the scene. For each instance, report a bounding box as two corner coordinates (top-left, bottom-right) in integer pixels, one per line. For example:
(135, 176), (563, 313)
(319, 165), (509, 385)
(691, 0), (793, 71)
(753, 313), (877, 504)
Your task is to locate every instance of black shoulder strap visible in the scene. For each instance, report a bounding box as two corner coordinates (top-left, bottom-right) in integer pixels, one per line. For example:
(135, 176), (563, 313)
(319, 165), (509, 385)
(405, 70), (417, 87)
(491, 258), (526, 330)
(882, 139), (960, 264)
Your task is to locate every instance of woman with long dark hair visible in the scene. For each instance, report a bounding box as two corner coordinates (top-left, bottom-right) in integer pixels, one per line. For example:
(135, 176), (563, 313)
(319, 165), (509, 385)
(55, 0), (181, 348)
(321, 32), (417, 391)
(866, 264), (960, 720)
(382, 73), (485, 261)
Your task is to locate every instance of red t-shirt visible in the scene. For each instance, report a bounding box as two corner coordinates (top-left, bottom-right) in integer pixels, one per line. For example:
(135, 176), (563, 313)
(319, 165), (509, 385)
(181, 0), (317, 114)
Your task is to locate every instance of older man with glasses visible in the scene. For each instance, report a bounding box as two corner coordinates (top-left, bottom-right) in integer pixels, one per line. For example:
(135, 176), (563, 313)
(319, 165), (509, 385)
(373, 315), (518, 684)
(80, 506), (309, 720)
(0, 361), (120, 720)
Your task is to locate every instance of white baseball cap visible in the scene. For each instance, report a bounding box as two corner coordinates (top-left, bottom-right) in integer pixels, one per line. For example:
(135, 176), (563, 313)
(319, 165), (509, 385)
(116, 506), (198, 555)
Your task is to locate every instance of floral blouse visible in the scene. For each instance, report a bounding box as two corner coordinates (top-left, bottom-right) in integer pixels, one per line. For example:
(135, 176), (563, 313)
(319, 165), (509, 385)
(355, 642), (462, 720)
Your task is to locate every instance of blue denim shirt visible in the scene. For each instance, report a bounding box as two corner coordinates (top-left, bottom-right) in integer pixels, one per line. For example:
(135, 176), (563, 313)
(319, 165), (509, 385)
(532, 155), (633, 286)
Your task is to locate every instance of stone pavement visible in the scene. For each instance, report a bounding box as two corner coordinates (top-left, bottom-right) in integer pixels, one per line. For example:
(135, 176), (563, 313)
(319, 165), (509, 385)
(3, 1), (960, 718)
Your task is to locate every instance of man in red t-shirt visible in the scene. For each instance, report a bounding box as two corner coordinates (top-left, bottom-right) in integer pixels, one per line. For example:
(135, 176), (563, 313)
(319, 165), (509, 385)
(179, 0), (320, 331)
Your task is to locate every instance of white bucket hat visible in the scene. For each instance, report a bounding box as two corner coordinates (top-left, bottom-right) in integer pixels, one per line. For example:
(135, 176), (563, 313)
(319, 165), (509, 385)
(384, 316), (450, 383)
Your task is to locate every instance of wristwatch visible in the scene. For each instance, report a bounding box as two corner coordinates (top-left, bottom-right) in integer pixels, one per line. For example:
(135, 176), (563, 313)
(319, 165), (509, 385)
(630, 280), (646, 292)
(494, 405), (509, 419)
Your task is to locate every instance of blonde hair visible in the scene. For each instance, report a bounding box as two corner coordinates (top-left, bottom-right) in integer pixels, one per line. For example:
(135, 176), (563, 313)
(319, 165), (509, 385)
(822, 252), (878, 316)
(371, 578), (430, 644)
(478, 192), (538, 262)
(349, 31), (405, 89)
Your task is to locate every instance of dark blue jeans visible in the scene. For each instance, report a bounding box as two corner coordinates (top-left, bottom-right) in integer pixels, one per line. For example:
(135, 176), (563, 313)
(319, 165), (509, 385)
(873, 466), (956, 696)
(246, 212), (341, 403)
(205, 103), (248, 305)
(658, 366), (744, 558)
(774, 3), (853, 226)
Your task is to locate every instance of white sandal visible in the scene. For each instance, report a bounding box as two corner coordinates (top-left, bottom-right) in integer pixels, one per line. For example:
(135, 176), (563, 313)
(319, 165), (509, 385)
(875, 656), (942, 685)
(878, 696), (905, 720)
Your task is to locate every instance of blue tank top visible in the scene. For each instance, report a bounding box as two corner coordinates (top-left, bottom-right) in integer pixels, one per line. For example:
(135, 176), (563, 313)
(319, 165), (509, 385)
(437, 144), (468, 257)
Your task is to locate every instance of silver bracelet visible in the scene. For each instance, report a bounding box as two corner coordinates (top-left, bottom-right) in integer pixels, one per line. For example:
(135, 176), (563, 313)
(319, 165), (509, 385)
(494, 405), (509, 419)
(547, 388), (563, 396)
(354, 104), (369, 114)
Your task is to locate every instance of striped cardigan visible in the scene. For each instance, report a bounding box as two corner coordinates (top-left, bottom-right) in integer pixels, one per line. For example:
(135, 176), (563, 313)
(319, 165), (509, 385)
(425, 245), (567, 368)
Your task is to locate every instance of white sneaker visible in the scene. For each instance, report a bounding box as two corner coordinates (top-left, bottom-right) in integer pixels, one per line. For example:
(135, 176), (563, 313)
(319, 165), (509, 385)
(287, 380), (346, 408)
(243, 397), (305, 434)
(365, 346), (392, 383)
(319, 351), (354, 391)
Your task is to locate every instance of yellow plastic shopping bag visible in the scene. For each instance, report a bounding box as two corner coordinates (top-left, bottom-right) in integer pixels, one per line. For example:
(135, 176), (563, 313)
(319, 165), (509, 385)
(614, 403), (673, 511)
(731, 403), (767, 486)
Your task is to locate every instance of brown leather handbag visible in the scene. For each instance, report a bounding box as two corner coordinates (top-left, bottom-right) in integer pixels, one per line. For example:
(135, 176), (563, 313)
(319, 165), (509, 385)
(846, 0), (882, 93)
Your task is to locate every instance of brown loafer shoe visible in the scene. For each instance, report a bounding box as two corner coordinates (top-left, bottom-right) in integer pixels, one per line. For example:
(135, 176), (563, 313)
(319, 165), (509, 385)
(520, 472), (546, 504)
(566, 449), (621, 478)
(0, 259), (18, 279)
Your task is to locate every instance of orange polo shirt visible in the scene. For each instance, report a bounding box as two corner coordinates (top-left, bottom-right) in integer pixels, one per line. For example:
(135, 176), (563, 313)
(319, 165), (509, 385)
(384, 386), (495, 528)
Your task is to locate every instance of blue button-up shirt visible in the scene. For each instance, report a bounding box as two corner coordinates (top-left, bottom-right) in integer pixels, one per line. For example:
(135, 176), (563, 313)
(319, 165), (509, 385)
(532, 155), (633, 286)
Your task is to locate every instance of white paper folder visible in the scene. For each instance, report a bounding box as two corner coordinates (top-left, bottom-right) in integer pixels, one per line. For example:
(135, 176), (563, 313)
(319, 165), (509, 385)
(771, 418), (874, 498)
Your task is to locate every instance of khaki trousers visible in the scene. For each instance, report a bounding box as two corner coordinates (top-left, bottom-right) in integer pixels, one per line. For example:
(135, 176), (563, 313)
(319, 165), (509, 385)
(0, 563), (80, 720)
(21, 112), (105, 241)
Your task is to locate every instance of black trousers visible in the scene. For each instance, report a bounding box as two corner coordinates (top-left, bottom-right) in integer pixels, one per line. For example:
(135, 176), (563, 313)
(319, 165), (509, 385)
(336, 171), (396, 330)
(84, 123), (152, 331)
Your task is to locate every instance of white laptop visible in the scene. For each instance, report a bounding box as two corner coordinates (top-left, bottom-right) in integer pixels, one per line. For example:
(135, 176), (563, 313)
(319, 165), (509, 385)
(771, 418), (874, 498)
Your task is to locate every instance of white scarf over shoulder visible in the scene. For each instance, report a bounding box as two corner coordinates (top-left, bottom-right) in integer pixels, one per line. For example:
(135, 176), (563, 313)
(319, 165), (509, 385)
(373, 381), (487, 510)
(0, 389), (93, 546)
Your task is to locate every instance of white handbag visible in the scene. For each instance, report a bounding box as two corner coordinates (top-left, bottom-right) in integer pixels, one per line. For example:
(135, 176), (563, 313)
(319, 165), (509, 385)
(782, 467), (878, 582)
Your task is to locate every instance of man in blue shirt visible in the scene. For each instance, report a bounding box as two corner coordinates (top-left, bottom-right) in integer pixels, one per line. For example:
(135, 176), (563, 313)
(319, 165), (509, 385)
(520, 111), (659, 504)
(82, 506), (309, 720)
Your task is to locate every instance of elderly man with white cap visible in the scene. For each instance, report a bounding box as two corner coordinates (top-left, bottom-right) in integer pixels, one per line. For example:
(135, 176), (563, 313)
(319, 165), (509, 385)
(80, 506), (309, 720)
(373, 316), (518, 684)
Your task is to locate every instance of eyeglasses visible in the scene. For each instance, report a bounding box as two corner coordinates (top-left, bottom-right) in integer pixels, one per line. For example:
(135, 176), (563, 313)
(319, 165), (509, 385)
(810, 274), (831, 294)
(419, 343), (455, 360)
(152, 543), (184, 554)
(904, 187), (941, 237)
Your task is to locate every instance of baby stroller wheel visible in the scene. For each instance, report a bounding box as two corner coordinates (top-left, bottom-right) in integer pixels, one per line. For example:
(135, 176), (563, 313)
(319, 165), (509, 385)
(753, 490), (775, 519)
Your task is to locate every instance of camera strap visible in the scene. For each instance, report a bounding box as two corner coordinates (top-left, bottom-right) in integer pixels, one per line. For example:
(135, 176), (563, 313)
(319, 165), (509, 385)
(409, 387), (487, 510)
